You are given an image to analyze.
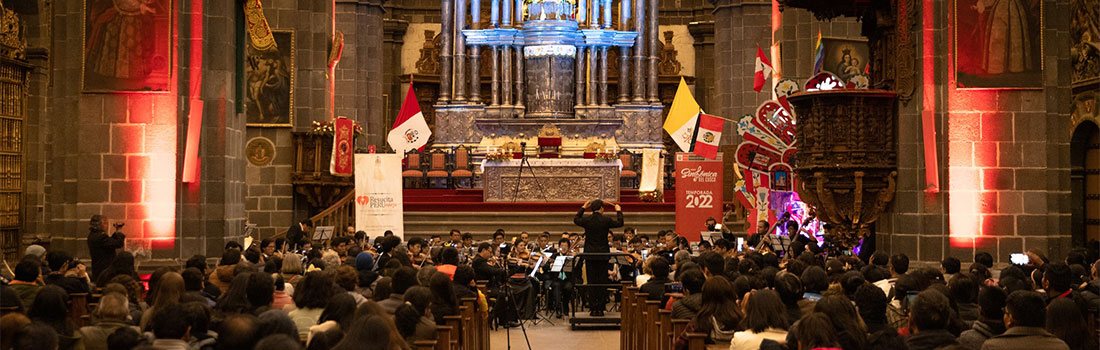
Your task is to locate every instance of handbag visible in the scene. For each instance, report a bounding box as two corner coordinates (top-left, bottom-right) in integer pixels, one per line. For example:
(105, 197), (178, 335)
(709, 316), (735, 342)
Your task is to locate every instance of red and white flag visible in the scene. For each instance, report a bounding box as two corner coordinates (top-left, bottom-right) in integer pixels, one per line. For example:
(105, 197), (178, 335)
(388, 85), (432, 154)
(692, 113), (724, 160)
(753, 45), (773, 92)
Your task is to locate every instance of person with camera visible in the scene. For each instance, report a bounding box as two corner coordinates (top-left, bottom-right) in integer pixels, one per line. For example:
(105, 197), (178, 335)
(573, 199), (623, 316)
(87, 214), (126, 282)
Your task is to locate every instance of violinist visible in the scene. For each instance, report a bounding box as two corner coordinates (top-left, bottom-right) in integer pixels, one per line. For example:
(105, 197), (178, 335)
(536, 232), (554, 253)
(407, 238), (431, 266)
(545, 238), (575, 317)
(472, 242), (506, 288)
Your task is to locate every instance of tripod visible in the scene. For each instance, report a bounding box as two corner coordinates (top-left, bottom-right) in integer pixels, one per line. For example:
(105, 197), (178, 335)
(511, 142), (549, 202)
(530, 279), (556, 326)
(499, 282), (533, 350)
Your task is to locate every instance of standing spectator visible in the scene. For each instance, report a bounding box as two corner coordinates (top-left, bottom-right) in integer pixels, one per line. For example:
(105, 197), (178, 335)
(79, 293), (141, 350)
(730, 290), (789, 350)
(1044, 298), (1094, 350)
(905, 290), (958, 350)
(9, 258), (42, 310)
(87, 215), (125, 281)
(980, 291), (1069, 350)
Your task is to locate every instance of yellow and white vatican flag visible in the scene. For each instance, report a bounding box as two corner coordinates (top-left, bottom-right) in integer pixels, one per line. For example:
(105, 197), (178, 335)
(663, 77), (702, 152)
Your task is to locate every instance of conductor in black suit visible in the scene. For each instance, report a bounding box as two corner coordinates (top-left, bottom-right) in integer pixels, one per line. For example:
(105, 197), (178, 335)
(573, 199), (623, 316)
(286, 219), (312, 251)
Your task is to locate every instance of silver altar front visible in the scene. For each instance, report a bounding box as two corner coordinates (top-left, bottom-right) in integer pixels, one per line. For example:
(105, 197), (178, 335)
(433, 0), (665, 153)
(481, 159), (621, 202)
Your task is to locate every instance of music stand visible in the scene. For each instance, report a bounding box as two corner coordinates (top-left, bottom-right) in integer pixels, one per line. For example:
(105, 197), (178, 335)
(313, 226), (335, 246)
(767, 234), (791, 256)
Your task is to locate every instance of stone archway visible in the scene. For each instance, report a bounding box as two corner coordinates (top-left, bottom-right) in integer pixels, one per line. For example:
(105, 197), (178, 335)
(1071, 121), (1100, 246)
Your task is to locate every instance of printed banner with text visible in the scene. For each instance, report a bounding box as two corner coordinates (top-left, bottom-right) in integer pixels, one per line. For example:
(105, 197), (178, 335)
(354, 154), (404, 238)
(675, 152), (724, 242)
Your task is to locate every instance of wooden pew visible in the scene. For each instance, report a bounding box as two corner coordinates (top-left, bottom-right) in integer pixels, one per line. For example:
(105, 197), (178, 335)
(633, 292), (649, 350)
(442, 315), (462, 350)
(621, 284), (638, 350)
(658, 309), (672, 350)
(69, 293), (89, 328)
(459, 299), (476, 350)
(685, 333), (707, 350)
(645, 300), (660, 350)
(434, 325), (452, 350)
(413, 340), (436, 350)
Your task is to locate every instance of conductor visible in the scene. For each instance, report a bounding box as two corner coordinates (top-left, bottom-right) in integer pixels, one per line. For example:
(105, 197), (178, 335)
(573, 199), (623, 316)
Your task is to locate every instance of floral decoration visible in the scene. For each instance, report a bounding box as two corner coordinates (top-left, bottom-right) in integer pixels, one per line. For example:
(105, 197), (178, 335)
(484, 150), (512, 163)
(593, 152), (617, 162)
(309, 120), (364, 136)
(638, 191), (663, 203)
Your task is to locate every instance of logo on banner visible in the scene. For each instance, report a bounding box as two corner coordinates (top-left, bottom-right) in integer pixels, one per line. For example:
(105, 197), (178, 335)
(702, 132), (716, 143)
(356, 195), (369, 205)
(680, 166), (718, 183)
(404, 129), (419, 143)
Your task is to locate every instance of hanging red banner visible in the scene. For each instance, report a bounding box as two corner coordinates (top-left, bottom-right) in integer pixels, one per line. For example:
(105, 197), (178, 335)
(675, 152), (725, 242)
(330, 117), (354, 177)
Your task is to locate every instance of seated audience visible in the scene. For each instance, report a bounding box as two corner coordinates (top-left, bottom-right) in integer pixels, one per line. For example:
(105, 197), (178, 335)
(28, 285), (82, 350)
(981, 290), (1069, 350)
(671, 269), (705, 320)
(1044, 298), (1093, 350)
(9, 258), (42, 311)
(905, 290), (958, 350)
(287, 271), (337, 338)
(730, 290), (789, 350)
(80, 292), (141, 350)
(395, 286), (437, 343)
(639, 257), (672, 302)
(691, 276), (741, 344)
(959, 285), (1007, 350)
(794, 313), (841, 350)
(379, 267), (418, 315)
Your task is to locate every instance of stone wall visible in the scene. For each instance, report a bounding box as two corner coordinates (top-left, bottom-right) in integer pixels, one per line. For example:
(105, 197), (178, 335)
(875, 0), (1074, 263)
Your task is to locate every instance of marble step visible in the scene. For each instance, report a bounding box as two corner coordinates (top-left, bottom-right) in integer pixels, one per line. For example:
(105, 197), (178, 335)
(402, 211), (677, 239)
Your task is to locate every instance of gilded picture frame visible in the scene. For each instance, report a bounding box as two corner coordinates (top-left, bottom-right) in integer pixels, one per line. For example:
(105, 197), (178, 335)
(819, 37), (870, 83)
(81, 0), (174, 93)
(245, 30), (295, 128)
(954, 0), (1044, 89)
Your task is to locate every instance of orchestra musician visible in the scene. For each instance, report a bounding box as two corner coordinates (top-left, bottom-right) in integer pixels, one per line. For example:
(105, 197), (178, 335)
(543, 238), (575, 317)
(573, 199), (623, 317)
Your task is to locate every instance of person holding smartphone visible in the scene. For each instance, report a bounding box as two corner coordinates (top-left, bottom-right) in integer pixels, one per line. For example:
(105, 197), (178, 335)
(86, 214), (125, 281)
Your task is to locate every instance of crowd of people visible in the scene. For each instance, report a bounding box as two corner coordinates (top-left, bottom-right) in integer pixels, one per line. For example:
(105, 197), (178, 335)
(0, 213), (1098, 350)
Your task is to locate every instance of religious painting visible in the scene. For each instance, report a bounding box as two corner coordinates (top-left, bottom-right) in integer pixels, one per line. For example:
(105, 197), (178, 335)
(1071, 0), (1100, 84)
(82, 0), (173, 92)
(245, 30), (294, 127)
(820, 38), (870, 83)
(955, 0), (1043, 88)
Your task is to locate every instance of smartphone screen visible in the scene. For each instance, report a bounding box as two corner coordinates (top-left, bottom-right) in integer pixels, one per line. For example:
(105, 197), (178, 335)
(736, 237), (745, 252)
(1010, 253), (1029, 265)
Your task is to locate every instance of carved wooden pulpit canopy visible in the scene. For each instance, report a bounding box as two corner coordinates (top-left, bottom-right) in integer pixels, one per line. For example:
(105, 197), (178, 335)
(779, 0), (907, 250)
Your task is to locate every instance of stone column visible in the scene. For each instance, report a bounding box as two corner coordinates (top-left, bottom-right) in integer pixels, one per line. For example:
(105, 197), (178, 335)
(514, 46), (525, 109)
(502, 46), (513, 106)
(590, 0), (600, 28)
(469, 0), (482, 104)
(491, 46), (500, 106)
(602, 0), (612, 29)
(491, 0), (500, 27)
(515, 0), (524, 26)
(502, 0), (512, 27)
(440, 0), (454, 103)
(587, 46), (597, 107)
(620, 0), (631, 29)
(632, 0), (645, 102)
(575, 45), (586, 110)
(618, 46), (630, 103)
(577, 0), (587, 23)
(599, 46), (609, 106)
(646, 0), (658, 103)
(454, 0), (468, 103)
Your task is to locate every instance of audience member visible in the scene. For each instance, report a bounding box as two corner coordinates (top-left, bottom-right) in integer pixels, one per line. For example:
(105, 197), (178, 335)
(80, 292), (141, 350)
(981, 291), (1069, 350)
(141, 303), (191, 350)
(691, 276), (741, 344)
(853, 283), (891, 334)
(1044, 298), (1093, 350)
(379, 267), (419, 315)
(959, 285), (1007, 350)
(307, 293), (357, 345)
(429, 272), (459, 324)
(11, 321), (60, 350)
(905, 290), (958, 350)
(96, 251), (139, 287)
(794, 313), (841, 350)
(639, 257), (671, 302)
(773, 272), (804, 326)
(288, 271), (337, 338)
(142, 271), (184, 329)
(9, 258), (41, 310)
(330, 314), (406, 350)
(730, 290), (789, 350)
(671, 269), (705, 320)
(813, 295), (867, 350)
(395, 286), (437, 343)
(28, 285), (82, 350)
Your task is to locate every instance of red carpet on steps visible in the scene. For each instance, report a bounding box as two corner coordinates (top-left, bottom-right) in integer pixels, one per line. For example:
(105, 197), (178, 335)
(403, 189), (676, 212)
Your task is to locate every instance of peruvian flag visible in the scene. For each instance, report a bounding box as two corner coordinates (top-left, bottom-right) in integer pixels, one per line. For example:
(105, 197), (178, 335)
(753, 45), (773, 92)
(388, 85), (432, 154)
(691, 113), (724, 160)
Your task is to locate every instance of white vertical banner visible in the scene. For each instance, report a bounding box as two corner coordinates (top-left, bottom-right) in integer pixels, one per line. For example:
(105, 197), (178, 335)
(639, 149), (662, 192)
(354, 154), (404, 238)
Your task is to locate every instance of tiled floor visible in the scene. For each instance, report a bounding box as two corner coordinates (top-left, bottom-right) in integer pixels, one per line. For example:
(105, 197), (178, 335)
(488, 319), (621, 350)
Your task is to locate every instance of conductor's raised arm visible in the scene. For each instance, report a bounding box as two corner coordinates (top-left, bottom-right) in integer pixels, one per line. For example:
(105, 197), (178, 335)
(611, 203), (624, 228)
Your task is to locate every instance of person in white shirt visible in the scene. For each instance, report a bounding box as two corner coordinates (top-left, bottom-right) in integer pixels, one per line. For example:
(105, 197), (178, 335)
(730, 290), (790, 350)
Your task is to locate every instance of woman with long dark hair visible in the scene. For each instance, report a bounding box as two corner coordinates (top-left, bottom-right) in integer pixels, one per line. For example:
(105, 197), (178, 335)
(730, 290), (789, 350)
(140, 271), (183, 330)
(307, 292), (358, 346)
(331, 314), (409, 350)
(214, 272), (253, 315)
(1046, 297), (1096, 350)
(428, 272), (458, 325)
(691, 276), (741, 344)
(95, 250), (138, 287)
(28, 285), (80, 350)
(394, 286), (436, 343)
(794, 313), (841, 350)
(814, 295), (868, 350)
(288, 271), (338, 338)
